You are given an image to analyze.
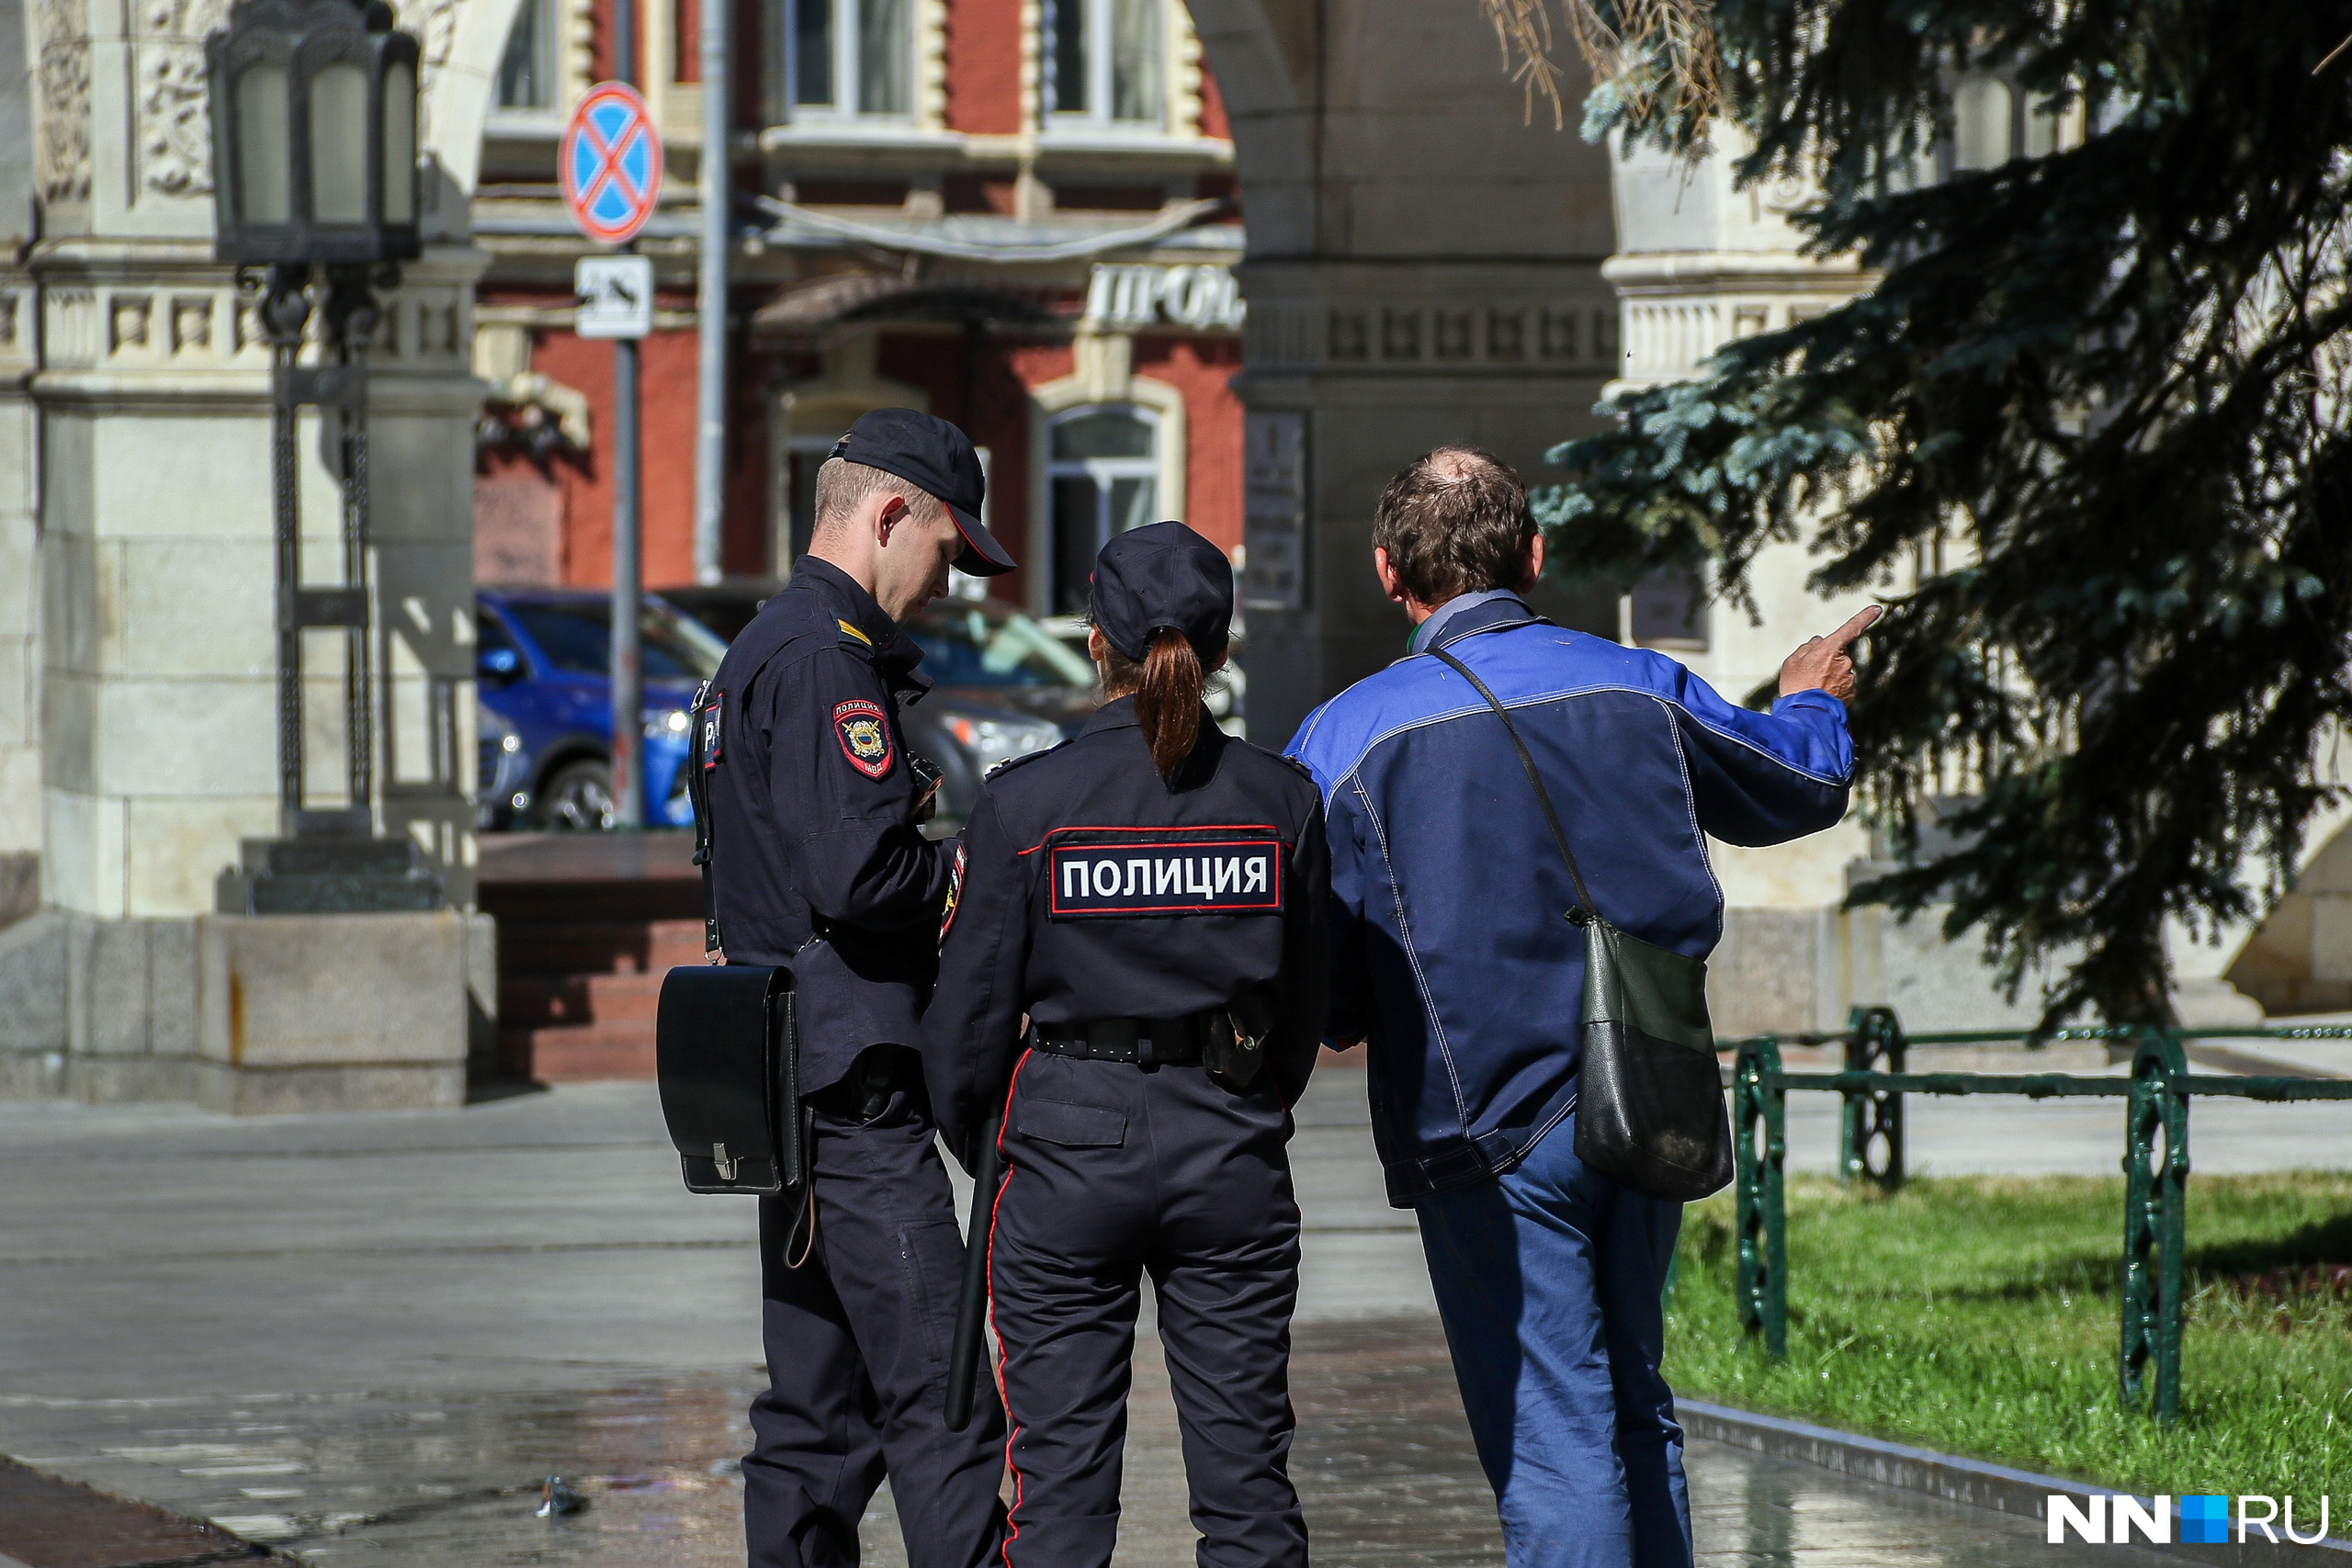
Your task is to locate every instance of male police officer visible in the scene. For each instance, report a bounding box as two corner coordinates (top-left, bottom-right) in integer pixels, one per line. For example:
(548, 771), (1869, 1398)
(702, 408), (1018, 1568)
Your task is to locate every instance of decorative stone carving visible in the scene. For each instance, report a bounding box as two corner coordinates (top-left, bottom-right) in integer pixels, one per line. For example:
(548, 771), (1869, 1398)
(1487, 308), (1525, 361)
(173, 297), (215, 354)
(140, 50), (214, 194)
(111, 295), (154, 355)
(35, 0), (94, 203)
(1380, 308), (1419, 361)
(1328, 310), (1366, 363)
(1433, 309), (1473, 361)
(917, 0), (949, 132)
(134, 0), (232, 196)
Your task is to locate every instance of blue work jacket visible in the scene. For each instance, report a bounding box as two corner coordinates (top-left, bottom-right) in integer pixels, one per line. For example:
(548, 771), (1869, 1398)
(1285, 594), (1854, 1206)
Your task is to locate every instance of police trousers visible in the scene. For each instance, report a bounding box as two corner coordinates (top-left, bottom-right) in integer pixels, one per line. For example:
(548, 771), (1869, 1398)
(745, 1058), (1010, 1568)
(988, 1050), (1307, 1568)
(1415, 1108), (1690, 1568)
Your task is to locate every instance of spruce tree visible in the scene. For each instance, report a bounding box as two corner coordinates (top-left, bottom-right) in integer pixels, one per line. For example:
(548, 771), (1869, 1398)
(1512, 0), (2352, 1024)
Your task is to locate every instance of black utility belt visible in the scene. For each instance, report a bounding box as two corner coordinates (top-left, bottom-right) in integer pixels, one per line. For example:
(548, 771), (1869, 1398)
(1034, 1010), (1227, 1066)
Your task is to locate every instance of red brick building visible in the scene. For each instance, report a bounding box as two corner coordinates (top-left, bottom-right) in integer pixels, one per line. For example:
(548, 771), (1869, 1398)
(467, 0), (1246, 616)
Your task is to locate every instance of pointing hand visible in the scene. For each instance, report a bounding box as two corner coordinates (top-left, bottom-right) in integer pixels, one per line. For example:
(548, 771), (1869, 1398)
(1778, 605), (1883, 703)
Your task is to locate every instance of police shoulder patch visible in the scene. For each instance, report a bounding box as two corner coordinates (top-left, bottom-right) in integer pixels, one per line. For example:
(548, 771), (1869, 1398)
(832, 698), (894, 779)
(1043, 826), (1285, 919)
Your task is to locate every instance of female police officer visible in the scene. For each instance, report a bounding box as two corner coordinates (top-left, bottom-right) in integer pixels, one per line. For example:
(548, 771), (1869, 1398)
(922, 521), (1329, 1568)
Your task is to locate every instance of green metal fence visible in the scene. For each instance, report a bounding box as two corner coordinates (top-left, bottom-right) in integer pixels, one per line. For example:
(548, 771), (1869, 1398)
(1725, 1010), (2352, 1422)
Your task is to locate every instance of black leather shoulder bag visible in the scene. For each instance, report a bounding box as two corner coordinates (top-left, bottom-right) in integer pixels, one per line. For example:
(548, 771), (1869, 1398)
(653, 677), (809, 1200)
(1426, 646), (1733, 1202)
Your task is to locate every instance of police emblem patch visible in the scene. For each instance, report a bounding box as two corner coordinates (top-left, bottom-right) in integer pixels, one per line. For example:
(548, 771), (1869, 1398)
(832, 699), (894, 779)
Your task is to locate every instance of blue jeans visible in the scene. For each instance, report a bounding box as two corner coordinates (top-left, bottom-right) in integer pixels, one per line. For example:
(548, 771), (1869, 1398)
(1415, 1111), (1691, 1568)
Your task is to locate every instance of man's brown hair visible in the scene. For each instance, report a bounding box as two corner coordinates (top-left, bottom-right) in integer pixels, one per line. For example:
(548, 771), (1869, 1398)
(1370, 446), (1538, 606)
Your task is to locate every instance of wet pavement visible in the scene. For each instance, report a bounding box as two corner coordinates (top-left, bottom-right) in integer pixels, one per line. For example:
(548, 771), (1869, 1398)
(0, 1069), (2306, 1565)
(0, 1322), (2175, 1567)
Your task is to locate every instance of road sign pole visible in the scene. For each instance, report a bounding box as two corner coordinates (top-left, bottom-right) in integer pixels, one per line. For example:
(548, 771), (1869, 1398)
(611, 333), (642, 830)
(693, 0), (729, 587)
(613, 0), (641, 830)
(553, 0), (654, 830)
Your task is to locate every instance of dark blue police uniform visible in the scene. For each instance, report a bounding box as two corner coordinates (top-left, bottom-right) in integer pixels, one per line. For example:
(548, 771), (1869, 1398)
(922, 523), (1329, 1568)
(702, 409), (1016, 1568)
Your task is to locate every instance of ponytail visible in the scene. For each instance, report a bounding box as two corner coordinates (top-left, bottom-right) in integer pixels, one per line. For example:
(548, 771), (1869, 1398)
(1102, 627), (1206, 779)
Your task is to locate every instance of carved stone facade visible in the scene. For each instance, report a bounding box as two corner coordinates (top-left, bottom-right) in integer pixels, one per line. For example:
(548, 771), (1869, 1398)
(134, 0), (232, 197)
(1242, 293), (1618, 378)
(34, 0), (91, 204)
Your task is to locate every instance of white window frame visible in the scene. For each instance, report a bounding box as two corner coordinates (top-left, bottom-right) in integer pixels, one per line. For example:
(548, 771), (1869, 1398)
(493, 0), (557, 111)
(784, 0), (917, 120)
(1044, 404), (1162, 615)
(1045, 0), (1165, 131)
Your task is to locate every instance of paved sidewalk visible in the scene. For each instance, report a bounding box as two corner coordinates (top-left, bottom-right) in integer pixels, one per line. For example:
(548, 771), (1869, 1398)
(3, 1067), (2329, 1564)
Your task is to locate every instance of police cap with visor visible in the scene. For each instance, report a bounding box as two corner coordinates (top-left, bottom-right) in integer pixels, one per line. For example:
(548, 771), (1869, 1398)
(1090, 521), (1233, 660)
(830, 408), (1016, 578)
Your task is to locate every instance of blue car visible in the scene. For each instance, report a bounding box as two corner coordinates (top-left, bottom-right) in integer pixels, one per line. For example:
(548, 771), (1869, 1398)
(475, 588), (729, 830)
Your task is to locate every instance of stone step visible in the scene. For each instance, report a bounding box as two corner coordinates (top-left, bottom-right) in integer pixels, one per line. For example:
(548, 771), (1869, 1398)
(506, 1021), (658, 1082)
(500, 969), (666, 1026)
(496, 918), (708, 976)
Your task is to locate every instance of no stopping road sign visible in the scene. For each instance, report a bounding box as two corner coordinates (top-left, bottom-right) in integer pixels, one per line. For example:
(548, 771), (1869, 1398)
(560, 82), (663, 246)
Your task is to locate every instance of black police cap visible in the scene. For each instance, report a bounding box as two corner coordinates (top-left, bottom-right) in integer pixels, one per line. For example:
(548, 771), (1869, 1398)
(829, 408), (1016, 577)
(1091, 521), (1233, 663)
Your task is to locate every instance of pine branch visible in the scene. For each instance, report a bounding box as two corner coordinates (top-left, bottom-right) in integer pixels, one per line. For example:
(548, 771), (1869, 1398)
(1475, 0), (1724, 136)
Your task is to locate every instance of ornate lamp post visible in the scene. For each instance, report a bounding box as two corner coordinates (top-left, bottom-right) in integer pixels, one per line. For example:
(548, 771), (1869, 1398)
(207, 0), (439, 911)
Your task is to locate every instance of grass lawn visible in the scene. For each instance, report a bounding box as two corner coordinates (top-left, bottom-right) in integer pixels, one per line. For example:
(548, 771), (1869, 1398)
(1665, 1173), (2352, 1497)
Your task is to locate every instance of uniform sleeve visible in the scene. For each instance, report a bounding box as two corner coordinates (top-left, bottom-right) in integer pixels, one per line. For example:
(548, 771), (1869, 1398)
(919, 786), (1033, 1174)
(763, 645), (952, 931)
(1321, 780), (1373, 1044)
(1659, 660), (1854, 847)
(1267, 798), (1331, 1108)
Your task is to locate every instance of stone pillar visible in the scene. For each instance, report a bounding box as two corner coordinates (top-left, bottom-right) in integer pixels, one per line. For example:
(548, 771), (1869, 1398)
(6, 0), (497, 1107)
(0, 0), (39, 929)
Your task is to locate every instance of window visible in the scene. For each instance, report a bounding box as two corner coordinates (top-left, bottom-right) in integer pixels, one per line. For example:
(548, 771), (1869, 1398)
(786, 0), (911, 117)
(1047, 0), (1161, 128)
(1047, 405), (1159, 615)
(495, 0), (556, 110)
(1624, 568), (1708, 651)
(1951, 74), (2081, 172)
(1952, 77), (2012, 171)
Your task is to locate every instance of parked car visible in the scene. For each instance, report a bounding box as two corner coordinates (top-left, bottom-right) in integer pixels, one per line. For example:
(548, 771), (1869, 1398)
(661, 580), (1100, 824)
(474, 588), (728, 830)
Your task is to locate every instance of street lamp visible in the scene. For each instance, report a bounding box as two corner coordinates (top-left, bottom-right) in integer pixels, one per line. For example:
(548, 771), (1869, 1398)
(207, 0), (421, 265)
(206, 0), (440, 912)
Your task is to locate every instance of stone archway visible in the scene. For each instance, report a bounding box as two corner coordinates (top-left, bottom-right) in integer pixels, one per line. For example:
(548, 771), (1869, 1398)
(1186, 0), (1627, 743)
(406, 0), (536, 207)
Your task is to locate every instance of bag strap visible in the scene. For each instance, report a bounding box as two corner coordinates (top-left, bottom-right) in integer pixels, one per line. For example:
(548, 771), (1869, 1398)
(686, 677), (724, 955)
(1425, 645), (1599, 924)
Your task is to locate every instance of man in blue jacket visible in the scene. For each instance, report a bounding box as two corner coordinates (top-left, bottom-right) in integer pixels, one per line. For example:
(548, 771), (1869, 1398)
(1286, 448), (1874, 1568)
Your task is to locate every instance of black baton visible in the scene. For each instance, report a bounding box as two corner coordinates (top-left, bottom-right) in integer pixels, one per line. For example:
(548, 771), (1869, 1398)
(944, 1116), (1003, 1433)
